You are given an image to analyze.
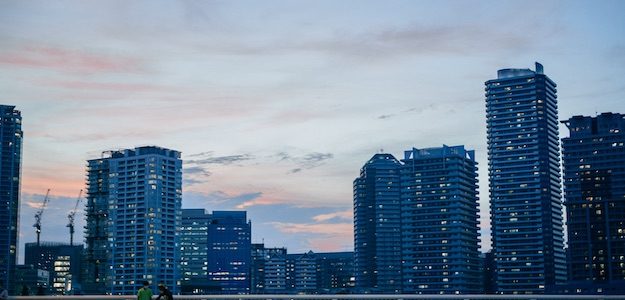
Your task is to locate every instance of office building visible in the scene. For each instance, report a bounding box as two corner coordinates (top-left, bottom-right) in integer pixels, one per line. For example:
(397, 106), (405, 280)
(14, 265), (49, 295)
(180, 209), (212, 294)
(481, 251), (496, 294)
(353, 153), (402, 293)
(560, 113), (625, 294)
(0, 105), (22, 292)
(485, 62), (566, 293)
(84, 146), (182, 295)
(24, 242), (83, 294)
(251, 243), (288, 294)
(316, 252), (355, 293)
(206, 211), (251, 294)
(400, 145), (481, 294)
(287, 251), (317, 293)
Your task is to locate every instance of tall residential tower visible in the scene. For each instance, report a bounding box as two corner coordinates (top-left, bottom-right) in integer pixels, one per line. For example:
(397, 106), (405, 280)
(485, 63), (566, 293)
(353, 153), (402, 293)
(400, 145), (481, 294)
(561, 113), (625, 294)
(84, 146), (182, 295)
(0, 105), (22, 292)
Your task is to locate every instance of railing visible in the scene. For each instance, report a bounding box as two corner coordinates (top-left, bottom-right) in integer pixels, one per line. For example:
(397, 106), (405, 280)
(9, 295), (625, 300)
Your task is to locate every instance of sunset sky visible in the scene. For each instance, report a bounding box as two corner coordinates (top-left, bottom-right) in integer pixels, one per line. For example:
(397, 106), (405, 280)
(2, 0), (625, 262)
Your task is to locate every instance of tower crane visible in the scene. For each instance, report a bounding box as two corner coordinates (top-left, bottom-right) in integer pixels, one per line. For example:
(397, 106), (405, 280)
(67, 189), (83, 246)
(33, 189), (51, 246)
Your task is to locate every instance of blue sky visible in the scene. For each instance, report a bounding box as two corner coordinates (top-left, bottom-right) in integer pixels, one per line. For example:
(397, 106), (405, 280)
(1, 0), (624, 262)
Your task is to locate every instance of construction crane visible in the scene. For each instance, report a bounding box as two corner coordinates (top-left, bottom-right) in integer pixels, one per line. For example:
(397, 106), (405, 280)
(33, 189), (51, 246)
(67, 189), (83, 246)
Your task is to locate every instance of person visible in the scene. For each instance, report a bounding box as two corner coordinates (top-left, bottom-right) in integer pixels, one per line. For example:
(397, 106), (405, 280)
(0, 283), (8, 300)
(155, 283), (173, 300)
(21, 285), (30, 296)
(137, 281), (153, 300)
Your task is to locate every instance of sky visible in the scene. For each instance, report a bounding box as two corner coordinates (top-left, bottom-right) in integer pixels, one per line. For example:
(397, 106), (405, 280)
(1, 0), (625, 263)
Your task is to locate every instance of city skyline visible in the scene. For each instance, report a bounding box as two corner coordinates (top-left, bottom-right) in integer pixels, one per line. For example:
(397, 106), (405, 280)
(2, 1), (625, 261)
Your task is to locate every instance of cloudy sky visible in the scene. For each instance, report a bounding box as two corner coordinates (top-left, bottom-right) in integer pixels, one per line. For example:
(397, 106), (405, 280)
(2, 0), (625, 262)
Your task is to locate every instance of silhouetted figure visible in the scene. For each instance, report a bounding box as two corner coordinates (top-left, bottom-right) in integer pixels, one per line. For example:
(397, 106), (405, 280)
(156, 283), (173, 300)
(0, 283), (8, 300)
(21, 285), (30, 296)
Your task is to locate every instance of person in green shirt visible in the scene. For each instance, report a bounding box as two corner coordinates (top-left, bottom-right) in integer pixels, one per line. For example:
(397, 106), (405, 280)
(137, 281), (153, 300)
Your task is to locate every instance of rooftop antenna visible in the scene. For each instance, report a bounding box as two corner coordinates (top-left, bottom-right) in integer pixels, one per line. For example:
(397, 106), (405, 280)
(67, 189), (83, 246)
(33, 189), (51, 246)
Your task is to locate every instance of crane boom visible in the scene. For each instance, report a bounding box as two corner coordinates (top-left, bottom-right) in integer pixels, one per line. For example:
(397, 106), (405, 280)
(67, 189), (83, 246)
(33, 189), (51, 246)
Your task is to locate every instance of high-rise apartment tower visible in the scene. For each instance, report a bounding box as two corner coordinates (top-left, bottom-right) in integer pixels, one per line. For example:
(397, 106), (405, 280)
(561, 113), (625, 293)
(485, 63), (566, 293)
(353, 153), (402, 293)
(400, 145), (481, 294)
(0, 105), (22, 293)
(84, 146), (182, 295)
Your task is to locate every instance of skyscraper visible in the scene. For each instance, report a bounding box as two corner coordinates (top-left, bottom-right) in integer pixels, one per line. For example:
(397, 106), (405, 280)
(83, 153), (110, 295)
(400, 145), (481, 294)
(0, 105), (22, 292)
(84, 146), (182, 295)
(353, 153), (402, 293)
(206, 211), (251, 294)
(485, 62), (566, 293)
(561, 113), (625, 294)
(180, 209), (211, 294)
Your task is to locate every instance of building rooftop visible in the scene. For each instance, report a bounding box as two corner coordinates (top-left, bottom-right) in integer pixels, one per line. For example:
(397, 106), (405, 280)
(497, 62), (544, 79)
(93, 145), (181, 160)
(403, 144), (475, 161)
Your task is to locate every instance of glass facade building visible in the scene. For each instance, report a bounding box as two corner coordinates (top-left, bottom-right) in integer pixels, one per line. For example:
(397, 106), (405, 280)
(485, 63), (566, 293)
(353, 153), (402, 293)
(561, 113), (625, 293)
(24, 242), (83, 295)
(400, 145), (481, 294)
(14, 265), (49, 295)
(0, 105), (22, 292)
(315, 251), (355, 293)
(84, 146), (182, 295)
(206, 211), (251, 294)
(180, 209), (211, 294)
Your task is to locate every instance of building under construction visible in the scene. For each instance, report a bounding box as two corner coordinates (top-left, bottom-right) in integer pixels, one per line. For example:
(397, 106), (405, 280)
(84, 146), (182, 295)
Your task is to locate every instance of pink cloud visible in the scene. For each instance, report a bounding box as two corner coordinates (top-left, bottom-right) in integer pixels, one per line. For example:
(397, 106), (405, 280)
(270, 221), (353, 252)
(269, 222), (352, 236)
(312, 209), (353, 222)
(235, 196), (289, 209)
(306, 236), (353, 252)
(26, 201), (44, 209)
(22, 176), (84, 198)
(0, 45), (143, 73)
(39, 79), (174, 92)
